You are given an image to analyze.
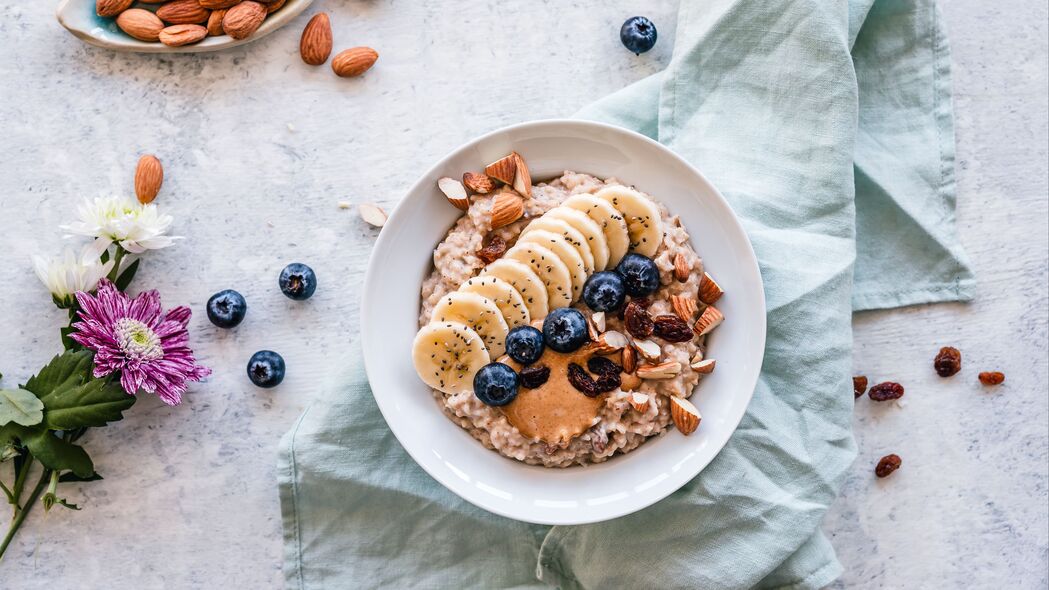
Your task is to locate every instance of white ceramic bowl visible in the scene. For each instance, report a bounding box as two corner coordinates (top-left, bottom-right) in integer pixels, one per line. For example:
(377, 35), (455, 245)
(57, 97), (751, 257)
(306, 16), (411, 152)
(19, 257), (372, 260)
(361, 120), (766, 525)
(56, 0), (313, 54)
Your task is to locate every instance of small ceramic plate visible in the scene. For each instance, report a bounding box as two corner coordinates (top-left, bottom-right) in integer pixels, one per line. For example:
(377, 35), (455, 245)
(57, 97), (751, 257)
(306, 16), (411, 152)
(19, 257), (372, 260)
(56, 0), (313, 53)
(361, 120), (766, 525)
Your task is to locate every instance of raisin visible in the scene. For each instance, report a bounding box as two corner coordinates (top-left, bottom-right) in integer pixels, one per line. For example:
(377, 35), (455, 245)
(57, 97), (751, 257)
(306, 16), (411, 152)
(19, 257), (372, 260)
(587, 356), (622, 376)
(632, 297), (652, 309)
(476, 234), (507, 264)
(624, 300), (654, 338)
(594, 371), (622, 393)
(875, 454), (902, 478)
(653, 315), (694, 342)
(519, 365), (550, 388)
(868, 381), (904, 401)
(933, 346), (962, 377)
(978, 371), (1005, 386)
(567, 363), (601, 397)
(853, 376), (868, 399)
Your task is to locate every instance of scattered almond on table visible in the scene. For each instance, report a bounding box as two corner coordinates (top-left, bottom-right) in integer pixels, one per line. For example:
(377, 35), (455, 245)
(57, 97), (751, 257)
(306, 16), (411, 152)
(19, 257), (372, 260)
(299, 12), (333, 65)
(134, 154), (164, 203)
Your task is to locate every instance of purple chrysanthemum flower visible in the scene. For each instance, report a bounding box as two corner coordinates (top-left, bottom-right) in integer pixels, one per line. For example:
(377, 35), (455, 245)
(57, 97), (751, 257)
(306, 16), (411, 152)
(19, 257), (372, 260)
(71, 279), (210, 406)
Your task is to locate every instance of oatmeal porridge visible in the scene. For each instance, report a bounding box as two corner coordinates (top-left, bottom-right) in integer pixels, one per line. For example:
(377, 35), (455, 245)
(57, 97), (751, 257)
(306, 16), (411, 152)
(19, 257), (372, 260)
(411, 152), (724, 468)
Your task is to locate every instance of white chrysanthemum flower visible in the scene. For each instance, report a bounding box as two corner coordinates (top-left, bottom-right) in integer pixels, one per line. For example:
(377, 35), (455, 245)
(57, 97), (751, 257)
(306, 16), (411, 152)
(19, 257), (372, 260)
(32, 240), (115, 304)
(61, 195), (179, 253)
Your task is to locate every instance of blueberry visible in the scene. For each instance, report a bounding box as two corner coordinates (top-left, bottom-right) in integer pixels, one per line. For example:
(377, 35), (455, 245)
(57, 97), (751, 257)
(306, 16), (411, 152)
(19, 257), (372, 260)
(247, 350), (285, 388)
(620, 16), (657, 55)
(206, 289), (247, 328)
(505, 326), (545, 365)
(582, 271), (627, 312)
(542, 308), (589, 353)
(279, 263), (317, 300)
(473, 362), (519, 406)
(615, 253), (661, 297)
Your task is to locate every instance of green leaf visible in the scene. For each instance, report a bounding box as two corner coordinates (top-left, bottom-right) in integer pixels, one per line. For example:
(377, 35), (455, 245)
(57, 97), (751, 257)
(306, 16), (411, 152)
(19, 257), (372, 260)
(59, 472), (102, 483)
(22, 427), (94, 478)
(22, 350), (135, 430)
(24, 350), (95, 404)
(114, 258), (140, 291)
(41, 378), (135, 431)
(0, 389), (43, 427)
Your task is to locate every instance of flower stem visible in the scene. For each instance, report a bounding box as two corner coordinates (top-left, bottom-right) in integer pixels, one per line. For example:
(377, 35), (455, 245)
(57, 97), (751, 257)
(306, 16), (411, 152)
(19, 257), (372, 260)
(0, 469), (50, 561)
(106, 246), (126, 283)
(41, 471), (59, 512)
(10, 455), (32, 515)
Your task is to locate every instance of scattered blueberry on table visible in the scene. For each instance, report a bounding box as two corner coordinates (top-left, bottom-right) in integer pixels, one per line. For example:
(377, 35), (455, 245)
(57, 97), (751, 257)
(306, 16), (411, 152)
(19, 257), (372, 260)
(505, 325), (545, 365)
(542, 307), (589, 353)
(473, 362), (519, 406)
(279, 263), (317, 300)
(620, 16), (658, 55)
(247, 350), (286, 388)
(615, 253), (660, 297)
(206, 289), (247, 328)
(582, 271), (627, 312)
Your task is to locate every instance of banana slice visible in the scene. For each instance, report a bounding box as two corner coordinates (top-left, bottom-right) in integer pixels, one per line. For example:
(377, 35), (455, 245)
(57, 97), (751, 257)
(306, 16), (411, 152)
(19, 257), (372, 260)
(520, 216), (595, 274)
(543, 207), (610, 271)
(430, 291), (509, 358)
(412, 321), (491, 395)
(594, 186), (663, 257)
(481, 258), (550, 320)
(562, 194), (630, 269)
(505, 242), (573, 310)
(516, 230), (587, 302)
(459, 275), (530, 328)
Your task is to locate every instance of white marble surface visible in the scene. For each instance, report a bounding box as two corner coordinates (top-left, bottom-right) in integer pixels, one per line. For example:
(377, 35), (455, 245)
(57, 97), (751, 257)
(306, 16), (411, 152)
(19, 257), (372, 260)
(0, 1), (1045, 588)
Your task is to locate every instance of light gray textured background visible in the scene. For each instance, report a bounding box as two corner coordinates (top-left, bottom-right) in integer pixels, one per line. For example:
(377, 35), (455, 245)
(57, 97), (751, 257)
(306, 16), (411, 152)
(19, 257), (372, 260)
(0, 1), (1045, 588)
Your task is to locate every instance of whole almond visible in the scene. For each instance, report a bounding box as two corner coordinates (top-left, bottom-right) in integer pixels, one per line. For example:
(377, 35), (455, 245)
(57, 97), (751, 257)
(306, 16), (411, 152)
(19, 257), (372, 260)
(96, 0), (134, 18)
(116, 9), (165, 41)
(622, 345), (638, 374)
(299, 13), (332, 65)
(265, 0), (285, 13)
(159, 23), (208, 46)
(206, 9), (227, 35)
(463, 172), (495, 194)
(134, 155), (164, 204)
(199, 0), (240, 7)
(673, 252), (690, 282)
(222, 1), (266, 39)
(331, 47), (379, 77)
(489, 193), (524, 229)
(156, 0), (210, 24)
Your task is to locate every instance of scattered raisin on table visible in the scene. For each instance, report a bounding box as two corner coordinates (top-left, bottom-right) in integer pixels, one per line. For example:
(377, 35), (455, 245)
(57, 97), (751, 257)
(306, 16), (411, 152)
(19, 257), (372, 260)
(653, 315), (694, 342)
(519, 365), (550, 389)
(476, 235), (507, 264)
(624, 300), (654, 338)
(933, 346), (962, 377)
(978, 371), (1005, 386)
(868, 381), (904, 401)
(853, 376), (868, 399)
(567, 363), (601, 397)
(587, 356), (622, 376)
(875, 454), (902, 478)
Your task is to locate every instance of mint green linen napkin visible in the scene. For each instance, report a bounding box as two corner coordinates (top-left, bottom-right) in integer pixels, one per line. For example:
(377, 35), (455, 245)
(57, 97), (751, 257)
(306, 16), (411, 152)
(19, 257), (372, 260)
(278, 1), (974, 588)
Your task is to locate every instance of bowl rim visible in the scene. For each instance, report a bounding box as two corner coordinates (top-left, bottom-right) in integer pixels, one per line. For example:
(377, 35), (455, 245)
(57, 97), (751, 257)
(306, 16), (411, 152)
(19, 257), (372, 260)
(56, 0), (314, 54)
(360, 118), (766, 524)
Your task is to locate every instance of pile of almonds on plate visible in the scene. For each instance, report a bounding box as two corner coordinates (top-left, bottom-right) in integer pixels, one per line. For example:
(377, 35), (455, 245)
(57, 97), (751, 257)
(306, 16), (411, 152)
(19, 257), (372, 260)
(99, 0), (285, 47)
(299, 13), (379, 78)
